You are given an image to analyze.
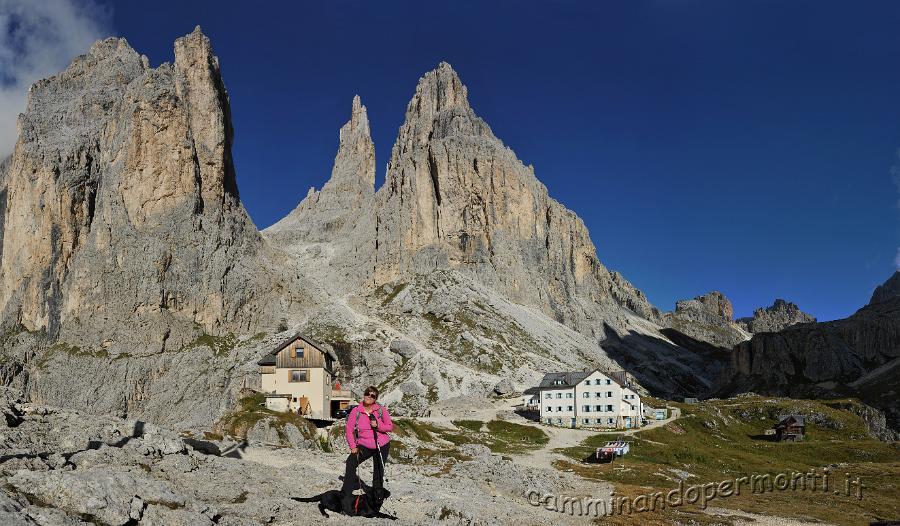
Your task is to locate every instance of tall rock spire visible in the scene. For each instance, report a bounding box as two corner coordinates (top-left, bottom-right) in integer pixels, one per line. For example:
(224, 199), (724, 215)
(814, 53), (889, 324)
(174, 26), (240, 205)
(372, 62), (661, 335)
(265, 95), (375, 244)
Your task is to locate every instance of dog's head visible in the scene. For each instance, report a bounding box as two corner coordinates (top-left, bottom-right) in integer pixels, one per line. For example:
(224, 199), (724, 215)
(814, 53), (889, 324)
(369, 487), (391, 506)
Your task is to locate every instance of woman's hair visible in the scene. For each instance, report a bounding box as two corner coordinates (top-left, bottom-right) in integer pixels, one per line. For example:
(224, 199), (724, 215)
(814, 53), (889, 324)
(363, 385), (379, 399)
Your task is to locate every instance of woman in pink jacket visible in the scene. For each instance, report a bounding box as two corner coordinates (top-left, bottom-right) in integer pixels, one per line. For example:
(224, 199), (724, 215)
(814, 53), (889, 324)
(341, 385), (393, 494)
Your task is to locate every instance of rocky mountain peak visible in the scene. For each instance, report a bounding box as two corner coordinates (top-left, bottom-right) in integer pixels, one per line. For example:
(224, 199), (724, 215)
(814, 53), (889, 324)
(662, 291), (749, 349)
(86, 36), (144, 64)
(736, 299), (816, 334)
(264, 95), (375, 246)
(676, 291), (734, 322)
(173, 25), (239, 203)
(410, 62), (470, 117)
(347, 94), (369, 135)
(869, 271), (900, 305)
(388, 63), (492, 163)
(0, 28), (293, 348)
(367, 61), (662, 336)
(338, 95), (375, 192)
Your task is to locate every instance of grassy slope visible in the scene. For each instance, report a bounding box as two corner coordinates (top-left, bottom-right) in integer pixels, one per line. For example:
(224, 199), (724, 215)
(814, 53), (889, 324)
(389, 418), (549, 468)
(554, 395), (899, 526)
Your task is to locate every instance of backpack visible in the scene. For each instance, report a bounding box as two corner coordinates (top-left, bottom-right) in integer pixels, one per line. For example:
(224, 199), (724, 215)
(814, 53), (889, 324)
(352, 405), (385, 442)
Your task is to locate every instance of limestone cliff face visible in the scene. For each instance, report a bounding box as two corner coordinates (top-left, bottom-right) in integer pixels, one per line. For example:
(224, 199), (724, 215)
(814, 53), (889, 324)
(370, 63), (659, 335)
(736, 299), (816, 334)
(0, 28), (306, 351)
(724, 297), (900, 428)
(661, 291), (749, 348)
(717, 273), (900, 429)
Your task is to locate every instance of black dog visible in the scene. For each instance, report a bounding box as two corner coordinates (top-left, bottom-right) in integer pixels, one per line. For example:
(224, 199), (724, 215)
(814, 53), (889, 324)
(292, 483), (396, 520)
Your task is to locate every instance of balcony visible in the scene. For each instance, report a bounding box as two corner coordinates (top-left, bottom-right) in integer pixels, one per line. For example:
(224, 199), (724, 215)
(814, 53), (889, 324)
(331, 388), (353, 399)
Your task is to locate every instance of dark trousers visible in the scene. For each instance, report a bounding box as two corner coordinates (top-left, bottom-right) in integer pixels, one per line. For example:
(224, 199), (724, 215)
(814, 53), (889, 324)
(341, 443), (390, 493)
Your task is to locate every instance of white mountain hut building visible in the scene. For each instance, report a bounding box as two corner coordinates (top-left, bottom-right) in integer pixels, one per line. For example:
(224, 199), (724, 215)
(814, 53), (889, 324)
(257, 332), (354, 420)
(520, 387), (541, 411)
(536, 369), (643, 429)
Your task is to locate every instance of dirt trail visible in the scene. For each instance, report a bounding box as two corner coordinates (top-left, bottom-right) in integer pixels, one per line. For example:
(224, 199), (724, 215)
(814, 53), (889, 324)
(421, 397), (681, 471)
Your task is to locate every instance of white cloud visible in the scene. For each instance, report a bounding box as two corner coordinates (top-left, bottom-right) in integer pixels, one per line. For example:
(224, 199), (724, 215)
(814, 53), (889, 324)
(0, 0), (111, 158)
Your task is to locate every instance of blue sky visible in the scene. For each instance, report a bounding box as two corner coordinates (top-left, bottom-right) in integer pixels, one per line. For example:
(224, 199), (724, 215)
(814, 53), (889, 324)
(27, 1), (900, 321)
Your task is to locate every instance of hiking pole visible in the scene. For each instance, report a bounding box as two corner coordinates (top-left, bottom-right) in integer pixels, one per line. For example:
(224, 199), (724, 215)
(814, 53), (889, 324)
(375, 437), (388, 484)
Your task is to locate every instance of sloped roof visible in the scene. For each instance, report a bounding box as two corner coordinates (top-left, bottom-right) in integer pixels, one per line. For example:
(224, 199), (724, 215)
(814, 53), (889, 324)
(523, 387), (541, 395)
(256, 331), (339, 366)
(776, 414), (805, 428)
(537, 371), (592, 389)
(537, 368), (634, 390)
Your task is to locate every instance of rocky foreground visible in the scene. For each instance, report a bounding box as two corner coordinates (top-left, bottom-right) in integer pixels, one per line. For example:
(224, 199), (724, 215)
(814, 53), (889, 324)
(0, 388), (615, 526)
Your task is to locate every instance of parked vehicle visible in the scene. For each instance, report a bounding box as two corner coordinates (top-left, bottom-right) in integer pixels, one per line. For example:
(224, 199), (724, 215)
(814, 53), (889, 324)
(333, 404), (357, 419)
(582, 448), (614, 464)
(601, 440), (630, 457)
(582, 440), (630, 464)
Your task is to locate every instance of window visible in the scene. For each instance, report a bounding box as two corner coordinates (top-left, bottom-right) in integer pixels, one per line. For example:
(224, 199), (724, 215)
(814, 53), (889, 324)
(294, 345), (304, 359)
(546, 418), (552, 424)
(567, 405), (573, 411)
(557, 406), (562, 412)
(547, 407), (552, 412)
(595, 392), (603, 398)
(566, 392), (573, 398)
(608, 418), (614, 424)
(606, 405), (613, 412)
(583, 392), (590, 398)
(596, 418), (603, 424)
(607, 391), (613, 397)
(290, 370), (308, 382)
(582, 405), (590, 412)
(606, 379), (611, 385)
(583, 418), (590, 424)
(545, 393), (552, 399)
(594, 405), (602, 412)
(556, 393), (562, 399)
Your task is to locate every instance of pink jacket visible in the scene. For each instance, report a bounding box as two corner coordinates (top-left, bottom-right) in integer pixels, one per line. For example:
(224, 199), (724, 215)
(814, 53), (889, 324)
(345, 403), (393, 450)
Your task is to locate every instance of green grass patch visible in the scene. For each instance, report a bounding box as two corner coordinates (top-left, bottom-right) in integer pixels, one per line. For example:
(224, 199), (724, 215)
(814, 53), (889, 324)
(392, 418), (441, 442)
(454, 420), (484, 432)
(35, 341), (109, 368)
(418, 419), (550, 454)
(184, 332), (238, 356)
(381, 283), (408, 306)
(217, 392), (317, 443)
(554, 395), (900, 526)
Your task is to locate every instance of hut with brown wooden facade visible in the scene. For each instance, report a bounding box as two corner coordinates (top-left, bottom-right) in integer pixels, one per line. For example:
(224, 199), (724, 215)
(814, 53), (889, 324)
(773, 415), (805, 442)
(257, 332), (354, 420)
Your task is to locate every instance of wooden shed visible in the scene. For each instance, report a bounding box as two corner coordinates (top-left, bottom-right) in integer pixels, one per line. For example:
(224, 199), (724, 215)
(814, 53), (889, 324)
(774, 415), (805, 442)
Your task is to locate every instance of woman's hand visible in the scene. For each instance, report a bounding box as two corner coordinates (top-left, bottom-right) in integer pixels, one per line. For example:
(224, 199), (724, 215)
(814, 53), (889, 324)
(351, 448), (358, 454)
